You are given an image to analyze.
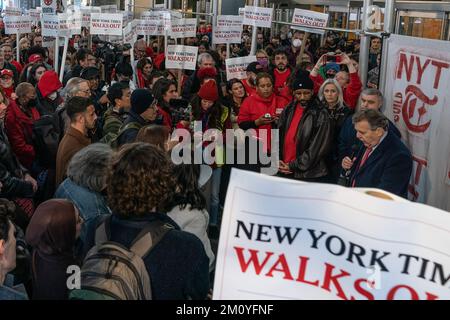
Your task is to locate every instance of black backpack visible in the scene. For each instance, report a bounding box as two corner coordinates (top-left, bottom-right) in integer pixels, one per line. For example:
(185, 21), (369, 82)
(32, 108), (65, 169)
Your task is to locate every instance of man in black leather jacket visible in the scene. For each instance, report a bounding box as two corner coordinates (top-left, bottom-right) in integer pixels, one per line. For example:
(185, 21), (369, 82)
(278, 71), (333, 181)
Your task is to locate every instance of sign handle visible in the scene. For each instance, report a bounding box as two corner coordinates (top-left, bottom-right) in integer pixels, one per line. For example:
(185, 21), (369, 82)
(226, 43), (230, 59)
(16, 32), (20, 64)
(298, 32), (309, 66)
(59, 37), (69, 83)
(55, 36), (59, 75)
(177, 69), (182, 96)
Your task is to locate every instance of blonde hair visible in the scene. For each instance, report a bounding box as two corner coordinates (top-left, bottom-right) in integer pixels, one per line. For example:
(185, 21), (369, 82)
(318, 79), (344, 107)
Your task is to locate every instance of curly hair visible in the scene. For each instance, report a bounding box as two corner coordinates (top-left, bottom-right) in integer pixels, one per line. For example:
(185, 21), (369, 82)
(107, 143), (175, 217)
(0, 198), (16, 242)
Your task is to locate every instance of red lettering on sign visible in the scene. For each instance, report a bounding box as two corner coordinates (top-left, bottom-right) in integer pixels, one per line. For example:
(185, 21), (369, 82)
(402, 85), (437, 133)
(408, 156), (427, 201)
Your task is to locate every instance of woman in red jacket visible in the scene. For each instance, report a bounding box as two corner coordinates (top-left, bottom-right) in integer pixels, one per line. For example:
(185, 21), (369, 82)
(238, 72), (289, 153)
(4, 83), (40, 171)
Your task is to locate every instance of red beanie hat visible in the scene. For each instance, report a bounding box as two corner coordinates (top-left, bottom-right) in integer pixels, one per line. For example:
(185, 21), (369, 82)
(197, 67), (217, 82)
(38, 71), (62, 98)
(198, 80), (219, 102)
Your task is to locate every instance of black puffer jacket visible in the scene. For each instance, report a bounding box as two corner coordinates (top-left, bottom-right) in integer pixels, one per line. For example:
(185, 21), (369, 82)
(0, 125), (34, 198)
(278, 98), (333, 179)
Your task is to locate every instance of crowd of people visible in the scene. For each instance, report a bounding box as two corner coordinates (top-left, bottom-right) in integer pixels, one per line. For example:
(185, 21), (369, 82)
(0, 20), (412, 300)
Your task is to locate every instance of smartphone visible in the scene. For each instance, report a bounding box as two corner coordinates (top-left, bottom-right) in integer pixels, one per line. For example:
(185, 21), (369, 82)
(264, 113), (272, 120)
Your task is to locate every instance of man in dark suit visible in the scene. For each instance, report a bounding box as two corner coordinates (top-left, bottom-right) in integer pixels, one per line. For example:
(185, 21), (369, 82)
(342, 109), (412, 198)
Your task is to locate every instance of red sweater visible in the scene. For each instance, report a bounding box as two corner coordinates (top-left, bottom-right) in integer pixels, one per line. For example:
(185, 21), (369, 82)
(238, 93), (289, 152)
(242, 79), (257, 97)
(310, 72), (362, 109)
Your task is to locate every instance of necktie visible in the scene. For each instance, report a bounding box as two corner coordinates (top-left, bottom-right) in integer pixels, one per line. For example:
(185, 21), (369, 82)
(352, 146), (373, 187)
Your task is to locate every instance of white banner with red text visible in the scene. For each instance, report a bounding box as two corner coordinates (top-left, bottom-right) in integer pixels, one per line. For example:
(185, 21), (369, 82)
(384, 34), (450, 212)
(213, 169), (450, 300)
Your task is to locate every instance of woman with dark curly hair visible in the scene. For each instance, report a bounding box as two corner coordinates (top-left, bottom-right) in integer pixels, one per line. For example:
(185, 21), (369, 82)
(82, 143), (210, 300)
(136, 57), (153, 89)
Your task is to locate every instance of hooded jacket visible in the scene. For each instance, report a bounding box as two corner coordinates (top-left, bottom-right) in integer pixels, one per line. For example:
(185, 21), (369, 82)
(4, 100), (40, 170)
(36, 71), (63, 116)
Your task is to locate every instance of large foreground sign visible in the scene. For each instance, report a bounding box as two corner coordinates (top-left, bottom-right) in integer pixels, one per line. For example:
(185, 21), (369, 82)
(213, 169), (450, 300)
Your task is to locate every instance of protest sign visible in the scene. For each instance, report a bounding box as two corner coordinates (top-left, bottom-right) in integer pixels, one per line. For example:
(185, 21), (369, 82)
(42, 14), (59, 37)
(213, 169), (450, 300)
(90, 13), (123, 36)
(27, 9), (41, 24)
(123, 21), (137, 45)
(213, 29), (243, 45)
(4, 16), (32, 34)
(225, 56), (257, 81)
(141, 10), (171, 30)
(3, 7), (22, 16)
(384, 34), (450, 211)
(166, 45), (198, 71)
(170, 18), (197, 38)
(136, 19), (165, 36)
(217, 15), (243, 31)
(243, 6), (273, 28)
(42, 0), (57, 14)
(291, 9), (329, 35)
(100, 5), (117, 13)
(79, 6), (101, 28)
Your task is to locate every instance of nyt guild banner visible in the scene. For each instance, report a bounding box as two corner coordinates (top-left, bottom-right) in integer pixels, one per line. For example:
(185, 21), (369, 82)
(384, 34), (450, 211)
(213, 169), (450, 300)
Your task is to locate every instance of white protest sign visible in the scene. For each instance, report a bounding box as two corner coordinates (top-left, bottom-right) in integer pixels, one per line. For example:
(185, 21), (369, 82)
(213, 169), (450, 300)
(100, 5), (117, 13)
(239, 8), (245, 17)
(136, 19), (165, 36)
(79, 7), (101, 28)
(384, 34), (450, 212)
(58, 13), (70, 37)
(27, 9), (41, 23)
(291, 9), (329, 35)
(213, 28), (243, 45)
(166, 45), (198, 71)
(90, 13), (123, 36)
(217, 15), (244, 31)
(243, 6), (273, 28)
(42, 0), (57, 14)
(123, 21), (137, 45)
(225, 56), (257, 81)
(42, 14), (59, 37)
(3, 7), (22, 16)
(4, 16), (32, 34)
(154, 3), (165, 9)
(141, 10), (171, 30)
(170, 18), (197, 38)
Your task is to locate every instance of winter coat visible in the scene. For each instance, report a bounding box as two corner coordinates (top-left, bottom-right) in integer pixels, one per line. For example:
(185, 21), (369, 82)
(4, 100), (40, 170)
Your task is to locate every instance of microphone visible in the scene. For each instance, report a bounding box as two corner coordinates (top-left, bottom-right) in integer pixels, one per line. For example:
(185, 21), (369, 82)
(337, 144), (360, 186)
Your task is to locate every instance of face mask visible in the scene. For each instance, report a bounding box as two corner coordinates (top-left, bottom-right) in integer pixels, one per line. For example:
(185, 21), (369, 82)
(48, 92), (58, 101)
(293, 39), (302, 48)
(257, 58), (268, 68)
(25, 98), (37, 108)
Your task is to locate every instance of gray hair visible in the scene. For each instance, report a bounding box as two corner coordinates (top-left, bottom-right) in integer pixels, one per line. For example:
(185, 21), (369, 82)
(197, 52), (214, 66)
(352, 109), (389, 131)
(318, 78), (344, 106)
(62, 77), (89, 99)
(358, 87), (384, 111)
(67, 143), (114, 192)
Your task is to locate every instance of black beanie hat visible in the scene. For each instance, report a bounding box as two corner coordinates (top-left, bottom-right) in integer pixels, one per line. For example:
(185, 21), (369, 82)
(291, 71), (314, 91)
(131, 89), (154, 115)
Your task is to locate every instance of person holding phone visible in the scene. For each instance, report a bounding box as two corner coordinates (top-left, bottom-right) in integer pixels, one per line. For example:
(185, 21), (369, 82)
(238, 72), (289, 154)
(310, 53), (362, 109)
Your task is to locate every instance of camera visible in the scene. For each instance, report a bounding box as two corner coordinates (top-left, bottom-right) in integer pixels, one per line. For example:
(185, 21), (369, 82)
(93, 36), (132, 83)
(326, 52), (342, 63)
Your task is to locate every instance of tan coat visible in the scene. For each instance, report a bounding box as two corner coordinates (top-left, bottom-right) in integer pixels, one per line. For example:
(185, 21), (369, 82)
(55, 126), (90, 186)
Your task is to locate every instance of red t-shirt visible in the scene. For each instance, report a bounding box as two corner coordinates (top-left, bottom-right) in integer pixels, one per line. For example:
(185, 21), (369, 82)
(283, 105), (305, 164)
(274, 68), (291, 95)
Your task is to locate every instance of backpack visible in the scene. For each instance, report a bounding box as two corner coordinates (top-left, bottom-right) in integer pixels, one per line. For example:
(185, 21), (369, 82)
(69, 216), (173, 300)
(32, 109), (64, 168)
(109, 121), (142, 148)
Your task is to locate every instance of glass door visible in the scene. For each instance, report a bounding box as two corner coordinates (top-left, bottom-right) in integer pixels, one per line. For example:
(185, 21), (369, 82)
(396, 11), (445, 40)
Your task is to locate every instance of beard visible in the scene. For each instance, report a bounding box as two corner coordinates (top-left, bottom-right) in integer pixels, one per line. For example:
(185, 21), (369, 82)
(277, 64), (286, 71)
